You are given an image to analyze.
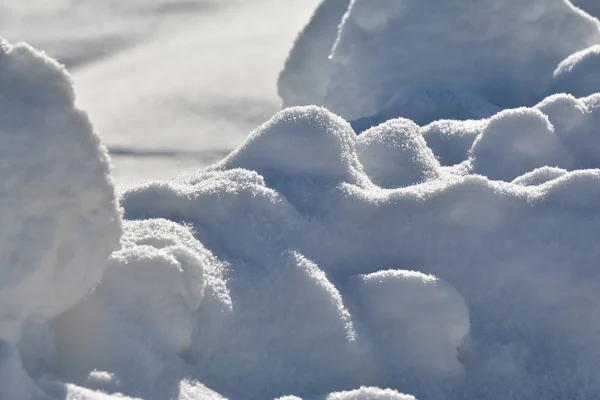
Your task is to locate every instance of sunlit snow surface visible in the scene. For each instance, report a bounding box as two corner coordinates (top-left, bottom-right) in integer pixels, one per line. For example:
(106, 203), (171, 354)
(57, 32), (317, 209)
(4, 1), (600, 400)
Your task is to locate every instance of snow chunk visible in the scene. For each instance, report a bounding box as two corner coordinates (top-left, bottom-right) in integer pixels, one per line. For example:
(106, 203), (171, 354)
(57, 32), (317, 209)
(349, 270), (469, 399)
(326, 387), (416, 400)
(0, 40), (121, 344)
(470, 108), (572, 181)
(553, 45), (600, 97)
(280, 0), (600, 121)
(356, 119), (440, 188)
(219, 106), (366, 186)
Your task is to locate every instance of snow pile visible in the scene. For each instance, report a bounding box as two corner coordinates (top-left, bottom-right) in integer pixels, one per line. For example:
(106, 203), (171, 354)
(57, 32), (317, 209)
(280, 0), (600, 125)
(115, 103), (600, 400)
(0, 39), (121, 346)
(420, 120), (485, 167)
(356, 119), (440, 188)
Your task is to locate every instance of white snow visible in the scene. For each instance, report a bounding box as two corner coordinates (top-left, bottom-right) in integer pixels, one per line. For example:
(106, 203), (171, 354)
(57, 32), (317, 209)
(280, 0), (600, 124)
(5, 1), (600, 400)
(0, 40), (121, 345)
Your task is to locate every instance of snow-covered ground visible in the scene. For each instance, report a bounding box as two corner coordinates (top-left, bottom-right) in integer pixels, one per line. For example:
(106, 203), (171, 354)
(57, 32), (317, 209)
(4, 1), (600, 400)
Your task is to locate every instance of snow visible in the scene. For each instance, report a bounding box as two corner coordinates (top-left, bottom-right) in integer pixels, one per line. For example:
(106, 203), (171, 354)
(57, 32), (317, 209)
(5, 1), (600, 400)
(116, 104), (600, 400)
(0, 40), (121, 345)
(356, 118), (441, 188)
(325, 387), (416, 400)
(552, 44), (600, 97)
(469, 108), (573, 181)
(280, 0), (600, 123)
(1, 0), (323, 184)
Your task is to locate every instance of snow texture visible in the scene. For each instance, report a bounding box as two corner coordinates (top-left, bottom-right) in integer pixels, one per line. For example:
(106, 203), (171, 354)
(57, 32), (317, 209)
(0, 39), (121, 345)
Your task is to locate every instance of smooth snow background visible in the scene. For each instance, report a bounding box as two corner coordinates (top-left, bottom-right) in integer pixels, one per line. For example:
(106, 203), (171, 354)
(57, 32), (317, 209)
(0, 0), (322, 185)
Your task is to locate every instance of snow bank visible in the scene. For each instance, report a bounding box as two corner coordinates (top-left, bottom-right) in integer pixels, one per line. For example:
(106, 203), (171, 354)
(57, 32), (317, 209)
(50, 219), (226, 397)
(0, 39), (121, 345)
(115, 101), (600, 400)
(280, 0), (600, 125)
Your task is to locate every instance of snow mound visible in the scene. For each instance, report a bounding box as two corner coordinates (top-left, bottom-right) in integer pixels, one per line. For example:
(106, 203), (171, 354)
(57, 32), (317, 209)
(553, 45), (600, 97)
(190, 250), (366, 400)
(326, 387), (416, 400)
(470, 108), (573, 181)
(511, 166), (569, 186)
(356, 119), (440, 188)
(571, 0), (600, 19)
(0, 39), (121, 345)
(348, 270), (469, 399)
(218, 106), (366, 187)
(50, 218), (226, 396)
(421, 120), (485, 166)
(279, 0), (600, 122)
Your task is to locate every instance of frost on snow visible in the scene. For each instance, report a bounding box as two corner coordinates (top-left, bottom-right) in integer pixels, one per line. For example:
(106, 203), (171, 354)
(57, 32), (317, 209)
(5, 1), (600, 400)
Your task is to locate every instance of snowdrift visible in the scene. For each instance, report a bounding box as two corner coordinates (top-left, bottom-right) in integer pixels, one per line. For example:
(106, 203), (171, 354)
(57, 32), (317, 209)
(4, 0), (600, 399)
